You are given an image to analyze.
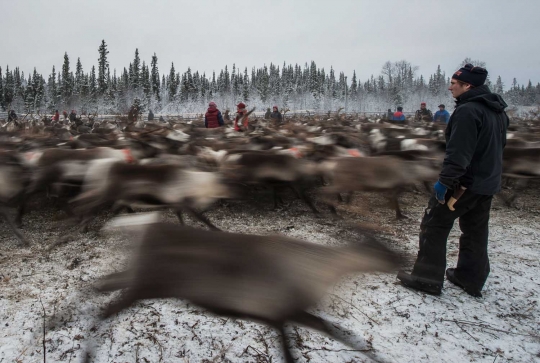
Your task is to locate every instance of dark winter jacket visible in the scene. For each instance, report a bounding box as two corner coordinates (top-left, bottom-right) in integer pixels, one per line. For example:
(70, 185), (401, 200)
(148, 111), (154, 121)
(69, 112), (77, 122)
(392, 111), (405, 121)
(270, 111), (283, 122)
(433, 110), (450, 123)
(439, 85), (509, 195)
(415, 108), (433, 121)
(205, 108), (224, 128)
(8, 111), (17, 122)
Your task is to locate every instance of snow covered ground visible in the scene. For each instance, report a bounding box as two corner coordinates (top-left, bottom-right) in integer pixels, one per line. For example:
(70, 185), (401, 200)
(1, 186), (539, 363)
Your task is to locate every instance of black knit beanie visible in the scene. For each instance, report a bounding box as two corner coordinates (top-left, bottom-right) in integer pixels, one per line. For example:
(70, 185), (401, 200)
(452, 63), (488, 87)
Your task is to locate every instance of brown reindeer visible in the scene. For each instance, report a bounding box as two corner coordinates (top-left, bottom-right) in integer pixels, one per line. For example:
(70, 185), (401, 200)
(86, 215), (400, 363)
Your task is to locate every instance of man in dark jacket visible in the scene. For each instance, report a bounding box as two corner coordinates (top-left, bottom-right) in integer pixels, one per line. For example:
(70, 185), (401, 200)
(204, 101), (224, 128)
(8, 110), (18, 122)
(69, 110), (77, 122)
(270, 106), (283, 123)
(397, 64), (509, 298)
(148, 110), (154, 121)
(415, 102), (433, 121)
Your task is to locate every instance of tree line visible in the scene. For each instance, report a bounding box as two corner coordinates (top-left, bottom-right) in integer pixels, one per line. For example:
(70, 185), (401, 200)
(1, 40), (539, 116)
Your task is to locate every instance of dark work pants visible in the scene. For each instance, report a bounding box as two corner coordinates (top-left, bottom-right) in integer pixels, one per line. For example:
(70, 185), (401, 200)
(411, 191), (493, 291)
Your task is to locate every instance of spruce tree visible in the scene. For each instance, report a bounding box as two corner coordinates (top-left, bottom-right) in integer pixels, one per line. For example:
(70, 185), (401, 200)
(132, 49), (141, 89)
(89, 65), (97, 101)
(168, 63), (177, 101)
(47, 66), (58, 111)
(97, 40), (109, 96)
(61, 52), (73, 103)
(0, 67), (4, 110)
(494, 76), (504, 94)
(150, 53), (160, 101)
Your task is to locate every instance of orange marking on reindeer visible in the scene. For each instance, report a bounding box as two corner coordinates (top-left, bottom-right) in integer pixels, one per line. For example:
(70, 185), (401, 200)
(122, 149), (135, 163)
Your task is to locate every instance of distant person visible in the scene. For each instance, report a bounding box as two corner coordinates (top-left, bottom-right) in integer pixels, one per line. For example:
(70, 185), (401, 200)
(52, 110), (60, 122)
(148, 109), (154, 121)
(8, 110), (18, 122)
(270, 105), (283, 123)
(69, 110), (77, 122)
(234, 102), (249, 131)
(433, 104), (451, 123)
(159, 115), (165, 122)
(128, 105), (139, 122)
(204, 101), (224, 129)
(62, 110), (68, 120)
(392, 107), (406, 122)
(264, 108), (271, 119)
(386, 108), (393, 120)
(415, 102), (433, 121)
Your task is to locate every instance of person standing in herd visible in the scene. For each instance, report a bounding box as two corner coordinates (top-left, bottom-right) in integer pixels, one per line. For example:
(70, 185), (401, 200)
(433, 104), (451, 123)
(392, 106), (405, 122)
(397, 64), (509, 298)
(415, 102), (433, 121)
(234, 102), (249, 131)
(204, 101), (224, 129)
(270, 105), (283, 123)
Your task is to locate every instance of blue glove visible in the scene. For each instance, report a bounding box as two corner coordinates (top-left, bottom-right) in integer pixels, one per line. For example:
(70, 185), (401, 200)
(434, 181), (447, 204)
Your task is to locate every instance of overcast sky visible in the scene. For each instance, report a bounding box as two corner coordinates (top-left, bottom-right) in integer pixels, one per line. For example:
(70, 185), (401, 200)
(2, 0), (539, 89)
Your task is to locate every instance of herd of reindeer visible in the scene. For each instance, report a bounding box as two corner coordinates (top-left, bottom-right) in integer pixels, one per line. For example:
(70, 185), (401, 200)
(1, 109), (540, 362)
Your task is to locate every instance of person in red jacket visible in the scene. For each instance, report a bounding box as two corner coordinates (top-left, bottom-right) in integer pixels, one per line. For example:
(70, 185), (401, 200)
(52, 110), (60, 121)
(234, 102), (249, 131)
(204, 101), (225, 128)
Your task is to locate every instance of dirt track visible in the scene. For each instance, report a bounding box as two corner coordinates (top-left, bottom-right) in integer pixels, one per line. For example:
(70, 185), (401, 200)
(1, 185), (539, 362)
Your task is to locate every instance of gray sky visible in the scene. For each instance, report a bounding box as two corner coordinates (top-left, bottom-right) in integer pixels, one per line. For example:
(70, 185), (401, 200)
(2, 0), (539, 89)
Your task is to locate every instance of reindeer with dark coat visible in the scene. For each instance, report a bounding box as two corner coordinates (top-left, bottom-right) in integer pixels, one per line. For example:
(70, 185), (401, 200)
(86, 215), (400, 363)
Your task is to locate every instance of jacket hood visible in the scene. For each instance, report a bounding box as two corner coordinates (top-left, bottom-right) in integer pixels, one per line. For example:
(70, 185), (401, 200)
(207, 107), (219, 113)
(457, 85), (508, 113)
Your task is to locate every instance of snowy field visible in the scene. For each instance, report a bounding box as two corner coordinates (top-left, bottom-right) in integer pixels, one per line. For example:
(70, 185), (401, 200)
(1, 186), (539, 363)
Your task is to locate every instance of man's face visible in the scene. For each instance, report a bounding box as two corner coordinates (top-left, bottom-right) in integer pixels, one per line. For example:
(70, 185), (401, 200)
(449, 79), (471, 98)
(421, 104), (426, 109)
(439, 106), (444, 111)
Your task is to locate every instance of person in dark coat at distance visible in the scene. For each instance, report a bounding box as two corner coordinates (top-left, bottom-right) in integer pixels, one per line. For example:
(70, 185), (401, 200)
(415, 102), (433, 121)
(386, 108), (393, 120)
(204, 101), (224, 128)
(69, 110), (77, 122)
(52, 110), (60, 122)
(128, 105), (139, 123)
(392, 107), (405, 122)
(397, 64), (509, 298)
(234, 102), (249, 131)
(270, 105), (283, 123)
(8, 110), (18, 122)
(264, 108), (271, 119)
(148, 110), (154, 121)
(433, 104), (451, 123)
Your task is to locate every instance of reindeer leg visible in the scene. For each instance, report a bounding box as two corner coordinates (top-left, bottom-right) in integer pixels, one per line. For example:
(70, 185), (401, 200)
(294, 186), (320, 214)
(0, 206), (29, 246)
(274, 324), (295, 363)
(389, 190), (407, 220)
(175, 209), (185, 225)
(423, 181), (432, 194)
(337, 193), (344, 203)
(102, 290), (139, 320)
(273, 187), (281, 210)
(345, 191), (355, 204)
(291, 311), (379, 362)
(185, 207), (221, 231)
(14, 199), (27, 228)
